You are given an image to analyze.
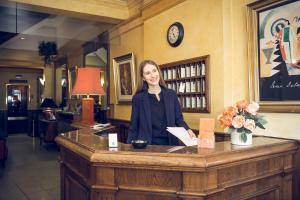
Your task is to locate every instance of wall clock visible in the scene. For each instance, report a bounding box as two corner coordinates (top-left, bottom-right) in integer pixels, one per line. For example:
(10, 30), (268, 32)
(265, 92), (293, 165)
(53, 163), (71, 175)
(167, 22), (184, 47)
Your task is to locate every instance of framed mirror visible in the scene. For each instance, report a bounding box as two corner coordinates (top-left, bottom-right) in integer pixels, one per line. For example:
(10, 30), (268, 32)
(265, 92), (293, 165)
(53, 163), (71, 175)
(54, 57), (68, 109)
(82, 32), (109, 123)
(6, 83), (30, 117)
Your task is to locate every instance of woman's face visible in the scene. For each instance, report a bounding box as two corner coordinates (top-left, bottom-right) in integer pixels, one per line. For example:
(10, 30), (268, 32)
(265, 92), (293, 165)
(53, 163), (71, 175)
(142, 63), (160, 87)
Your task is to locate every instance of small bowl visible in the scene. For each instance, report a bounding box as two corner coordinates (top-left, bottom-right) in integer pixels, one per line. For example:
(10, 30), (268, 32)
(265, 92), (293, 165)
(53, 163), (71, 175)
(131, 140), (148, 149)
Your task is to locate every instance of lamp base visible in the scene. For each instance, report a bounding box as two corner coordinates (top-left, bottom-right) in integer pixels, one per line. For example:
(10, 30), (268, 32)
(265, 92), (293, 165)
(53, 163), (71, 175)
(81, 98), (94, 125)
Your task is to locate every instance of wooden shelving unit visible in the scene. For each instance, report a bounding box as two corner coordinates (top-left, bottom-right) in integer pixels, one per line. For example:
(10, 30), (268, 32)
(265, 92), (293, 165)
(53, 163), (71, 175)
(160, 55), (210, 113)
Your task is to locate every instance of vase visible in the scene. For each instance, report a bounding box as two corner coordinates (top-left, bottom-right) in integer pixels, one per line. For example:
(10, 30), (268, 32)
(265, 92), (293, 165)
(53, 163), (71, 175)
(231, 130), (252, 146)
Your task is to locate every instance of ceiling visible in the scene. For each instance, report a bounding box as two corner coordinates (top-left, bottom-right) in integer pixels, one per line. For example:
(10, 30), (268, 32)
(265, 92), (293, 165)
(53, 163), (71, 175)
(0, 1), (116, 66)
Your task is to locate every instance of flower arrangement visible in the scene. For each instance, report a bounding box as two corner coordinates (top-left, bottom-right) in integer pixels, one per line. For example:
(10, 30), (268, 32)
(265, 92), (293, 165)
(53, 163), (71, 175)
(218, 100), (267, 142)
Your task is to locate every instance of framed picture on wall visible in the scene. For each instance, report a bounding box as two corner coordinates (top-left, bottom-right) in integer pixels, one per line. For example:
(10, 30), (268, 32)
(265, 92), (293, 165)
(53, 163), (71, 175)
(113, 53), (136, 104)
(247, 0), (300, 112)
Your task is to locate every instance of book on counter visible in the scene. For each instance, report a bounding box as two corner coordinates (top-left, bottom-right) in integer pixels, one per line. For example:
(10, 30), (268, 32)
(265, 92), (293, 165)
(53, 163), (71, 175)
(91, 123), (111, 130)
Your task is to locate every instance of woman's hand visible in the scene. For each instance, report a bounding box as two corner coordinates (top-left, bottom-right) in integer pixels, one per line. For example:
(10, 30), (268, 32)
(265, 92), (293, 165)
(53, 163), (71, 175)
(187, 129), (196, 139)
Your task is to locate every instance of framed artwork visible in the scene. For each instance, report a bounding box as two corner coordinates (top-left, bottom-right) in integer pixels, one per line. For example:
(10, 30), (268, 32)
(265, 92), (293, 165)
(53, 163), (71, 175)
(247, 0), (300, 112)
(113, 53), (136, 104)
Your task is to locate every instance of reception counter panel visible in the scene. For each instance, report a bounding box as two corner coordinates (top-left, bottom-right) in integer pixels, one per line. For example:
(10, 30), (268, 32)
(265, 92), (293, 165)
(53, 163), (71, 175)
(56, 128), (298, 200)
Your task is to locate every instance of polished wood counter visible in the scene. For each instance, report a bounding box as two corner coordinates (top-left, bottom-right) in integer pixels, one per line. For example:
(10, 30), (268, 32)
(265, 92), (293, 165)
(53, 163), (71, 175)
(56, 128), (299, 200)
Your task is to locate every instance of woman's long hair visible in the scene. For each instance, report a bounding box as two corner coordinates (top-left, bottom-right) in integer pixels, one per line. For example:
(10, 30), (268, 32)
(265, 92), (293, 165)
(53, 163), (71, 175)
(135, 60), (167, 94)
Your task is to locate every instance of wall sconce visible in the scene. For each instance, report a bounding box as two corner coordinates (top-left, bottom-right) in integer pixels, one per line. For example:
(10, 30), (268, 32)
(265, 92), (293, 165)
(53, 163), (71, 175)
(39, 75), (45, 86)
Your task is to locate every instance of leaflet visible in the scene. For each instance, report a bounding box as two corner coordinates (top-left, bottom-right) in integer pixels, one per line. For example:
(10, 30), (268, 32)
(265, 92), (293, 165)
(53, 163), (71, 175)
(166, 127), (198, 146)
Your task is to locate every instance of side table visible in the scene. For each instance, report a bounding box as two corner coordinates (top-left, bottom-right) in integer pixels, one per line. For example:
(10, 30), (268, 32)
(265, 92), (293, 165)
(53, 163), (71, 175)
(39, 119), (58, 145)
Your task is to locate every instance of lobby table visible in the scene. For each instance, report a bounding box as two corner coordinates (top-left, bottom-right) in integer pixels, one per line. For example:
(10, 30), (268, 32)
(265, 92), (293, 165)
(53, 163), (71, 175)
(56, 128), (298, 200)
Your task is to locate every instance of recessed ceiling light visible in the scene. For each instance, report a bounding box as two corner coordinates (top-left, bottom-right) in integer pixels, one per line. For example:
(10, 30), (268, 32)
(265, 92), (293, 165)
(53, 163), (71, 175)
(20, 37), (26, 40)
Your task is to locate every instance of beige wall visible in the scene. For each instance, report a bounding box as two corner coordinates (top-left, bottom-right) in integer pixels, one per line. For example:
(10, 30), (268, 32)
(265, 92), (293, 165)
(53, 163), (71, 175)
(108, 0), (300, 140)
(109, 23), (144, 119)
(144, 0), (226, 130)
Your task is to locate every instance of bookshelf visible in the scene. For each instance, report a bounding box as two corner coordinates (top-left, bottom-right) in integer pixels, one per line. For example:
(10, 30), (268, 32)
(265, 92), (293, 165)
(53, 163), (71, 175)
(160, 55), (210, 113)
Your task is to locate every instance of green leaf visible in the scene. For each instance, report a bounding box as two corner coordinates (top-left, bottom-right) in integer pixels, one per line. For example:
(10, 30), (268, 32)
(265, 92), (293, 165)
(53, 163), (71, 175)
(244, 129), (252, 134)
(256, 123), (265, 129)
(241, 132), (247, 142)
(258, 117), (267, 125)
(237, 128), (244, 133)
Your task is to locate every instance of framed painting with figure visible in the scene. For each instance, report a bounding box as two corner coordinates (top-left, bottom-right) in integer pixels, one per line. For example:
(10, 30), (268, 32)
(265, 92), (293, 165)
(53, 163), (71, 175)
(247, 0), (300, 112)
(113, 53), (136, 104)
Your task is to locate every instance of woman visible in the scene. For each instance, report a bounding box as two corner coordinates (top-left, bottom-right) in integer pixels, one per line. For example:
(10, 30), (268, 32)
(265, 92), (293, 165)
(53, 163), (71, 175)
(127, 60), (196, 145)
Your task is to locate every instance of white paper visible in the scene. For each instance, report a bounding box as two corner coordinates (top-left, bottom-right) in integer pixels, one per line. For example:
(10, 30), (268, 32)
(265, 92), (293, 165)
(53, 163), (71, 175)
(179, 82), (185, 93)
(201, 63), (206, 75)
(172, 82), (176, 91)
(91, 123), (111, 129)
(186, 66), (191, 77)
(196, 96), (201, 108)
(108, 133), (118, 148)
(168, 69), (172, 79)
(191, 64), (196, 77)
(181, 67), (186, 78)
(202, 79), (205, 93)
(196, 63), (201, 76)
(167, 127), (198, 146)
(173, 68), (177, 79)
(163, 70), (167, 80)
(191, 96), (196, 108)
(185, 81), (190, 92)
(191, 81), (196, 92)
(186, 97), (190, 108)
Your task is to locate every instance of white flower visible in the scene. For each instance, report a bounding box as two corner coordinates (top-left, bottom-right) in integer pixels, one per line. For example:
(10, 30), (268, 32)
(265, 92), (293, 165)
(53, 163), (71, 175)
(246, 101), (259, 115)
(232, 115), (245, 129)
(244, 119), (256, 132)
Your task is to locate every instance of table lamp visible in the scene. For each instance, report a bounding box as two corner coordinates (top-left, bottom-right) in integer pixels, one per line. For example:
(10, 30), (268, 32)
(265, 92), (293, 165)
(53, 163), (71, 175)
(72, 67), (105, 125)
(40, 98), (58, 120)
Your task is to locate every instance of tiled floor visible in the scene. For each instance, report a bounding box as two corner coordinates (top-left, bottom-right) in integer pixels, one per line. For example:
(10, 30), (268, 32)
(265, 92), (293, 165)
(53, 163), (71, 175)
(0, 134), (60, 200)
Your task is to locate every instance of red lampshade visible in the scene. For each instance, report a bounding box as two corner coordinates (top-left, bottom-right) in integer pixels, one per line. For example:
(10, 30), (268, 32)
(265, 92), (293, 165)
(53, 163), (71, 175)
(72, 67), (105, 96)
(72, 67), (105, 125)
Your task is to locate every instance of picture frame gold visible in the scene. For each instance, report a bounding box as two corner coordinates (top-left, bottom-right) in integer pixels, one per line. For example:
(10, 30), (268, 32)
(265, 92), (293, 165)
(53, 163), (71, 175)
(247, 0), (300, 113)
(113, 53), (136, 104)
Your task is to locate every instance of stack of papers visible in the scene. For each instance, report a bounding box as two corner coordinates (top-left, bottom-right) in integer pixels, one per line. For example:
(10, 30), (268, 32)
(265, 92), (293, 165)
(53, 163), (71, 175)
(91, 123), (111, 130)
(167, 127), (198, 146)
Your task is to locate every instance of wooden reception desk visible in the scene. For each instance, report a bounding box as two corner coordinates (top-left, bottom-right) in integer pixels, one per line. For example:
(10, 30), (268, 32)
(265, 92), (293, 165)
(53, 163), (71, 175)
(56, 128), (298, 200)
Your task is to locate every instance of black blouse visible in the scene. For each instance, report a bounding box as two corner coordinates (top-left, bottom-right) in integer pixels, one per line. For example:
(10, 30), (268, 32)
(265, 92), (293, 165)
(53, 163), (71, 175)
(148, 91), (168, 138)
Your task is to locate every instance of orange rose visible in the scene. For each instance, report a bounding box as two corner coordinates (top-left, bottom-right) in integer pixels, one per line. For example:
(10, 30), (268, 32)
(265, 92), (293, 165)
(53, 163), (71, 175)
(236, 100), (249, 110)
(219, 114), (233, 128)
(232, 115), (245, 128)
(223, 106), (237, 117)
(244, 119), (256, 132)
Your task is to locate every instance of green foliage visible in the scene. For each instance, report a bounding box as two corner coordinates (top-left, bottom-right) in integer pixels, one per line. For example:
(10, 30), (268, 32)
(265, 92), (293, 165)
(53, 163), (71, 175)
(241, 132), (247, 143)
(219, 100), (268, 144)
(38, 41), (57, 65)
(258, 117), (268, 125)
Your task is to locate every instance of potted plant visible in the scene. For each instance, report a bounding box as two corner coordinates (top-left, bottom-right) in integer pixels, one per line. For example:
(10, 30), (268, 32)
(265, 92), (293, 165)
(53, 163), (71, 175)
(218, 100), (267, 145)
(38, 41), (57, 65)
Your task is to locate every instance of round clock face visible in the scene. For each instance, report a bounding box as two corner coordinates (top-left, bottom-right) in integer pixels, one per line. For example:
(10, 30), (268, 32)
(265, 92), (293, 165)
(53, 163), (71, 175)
(167, 22), (184, 47)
